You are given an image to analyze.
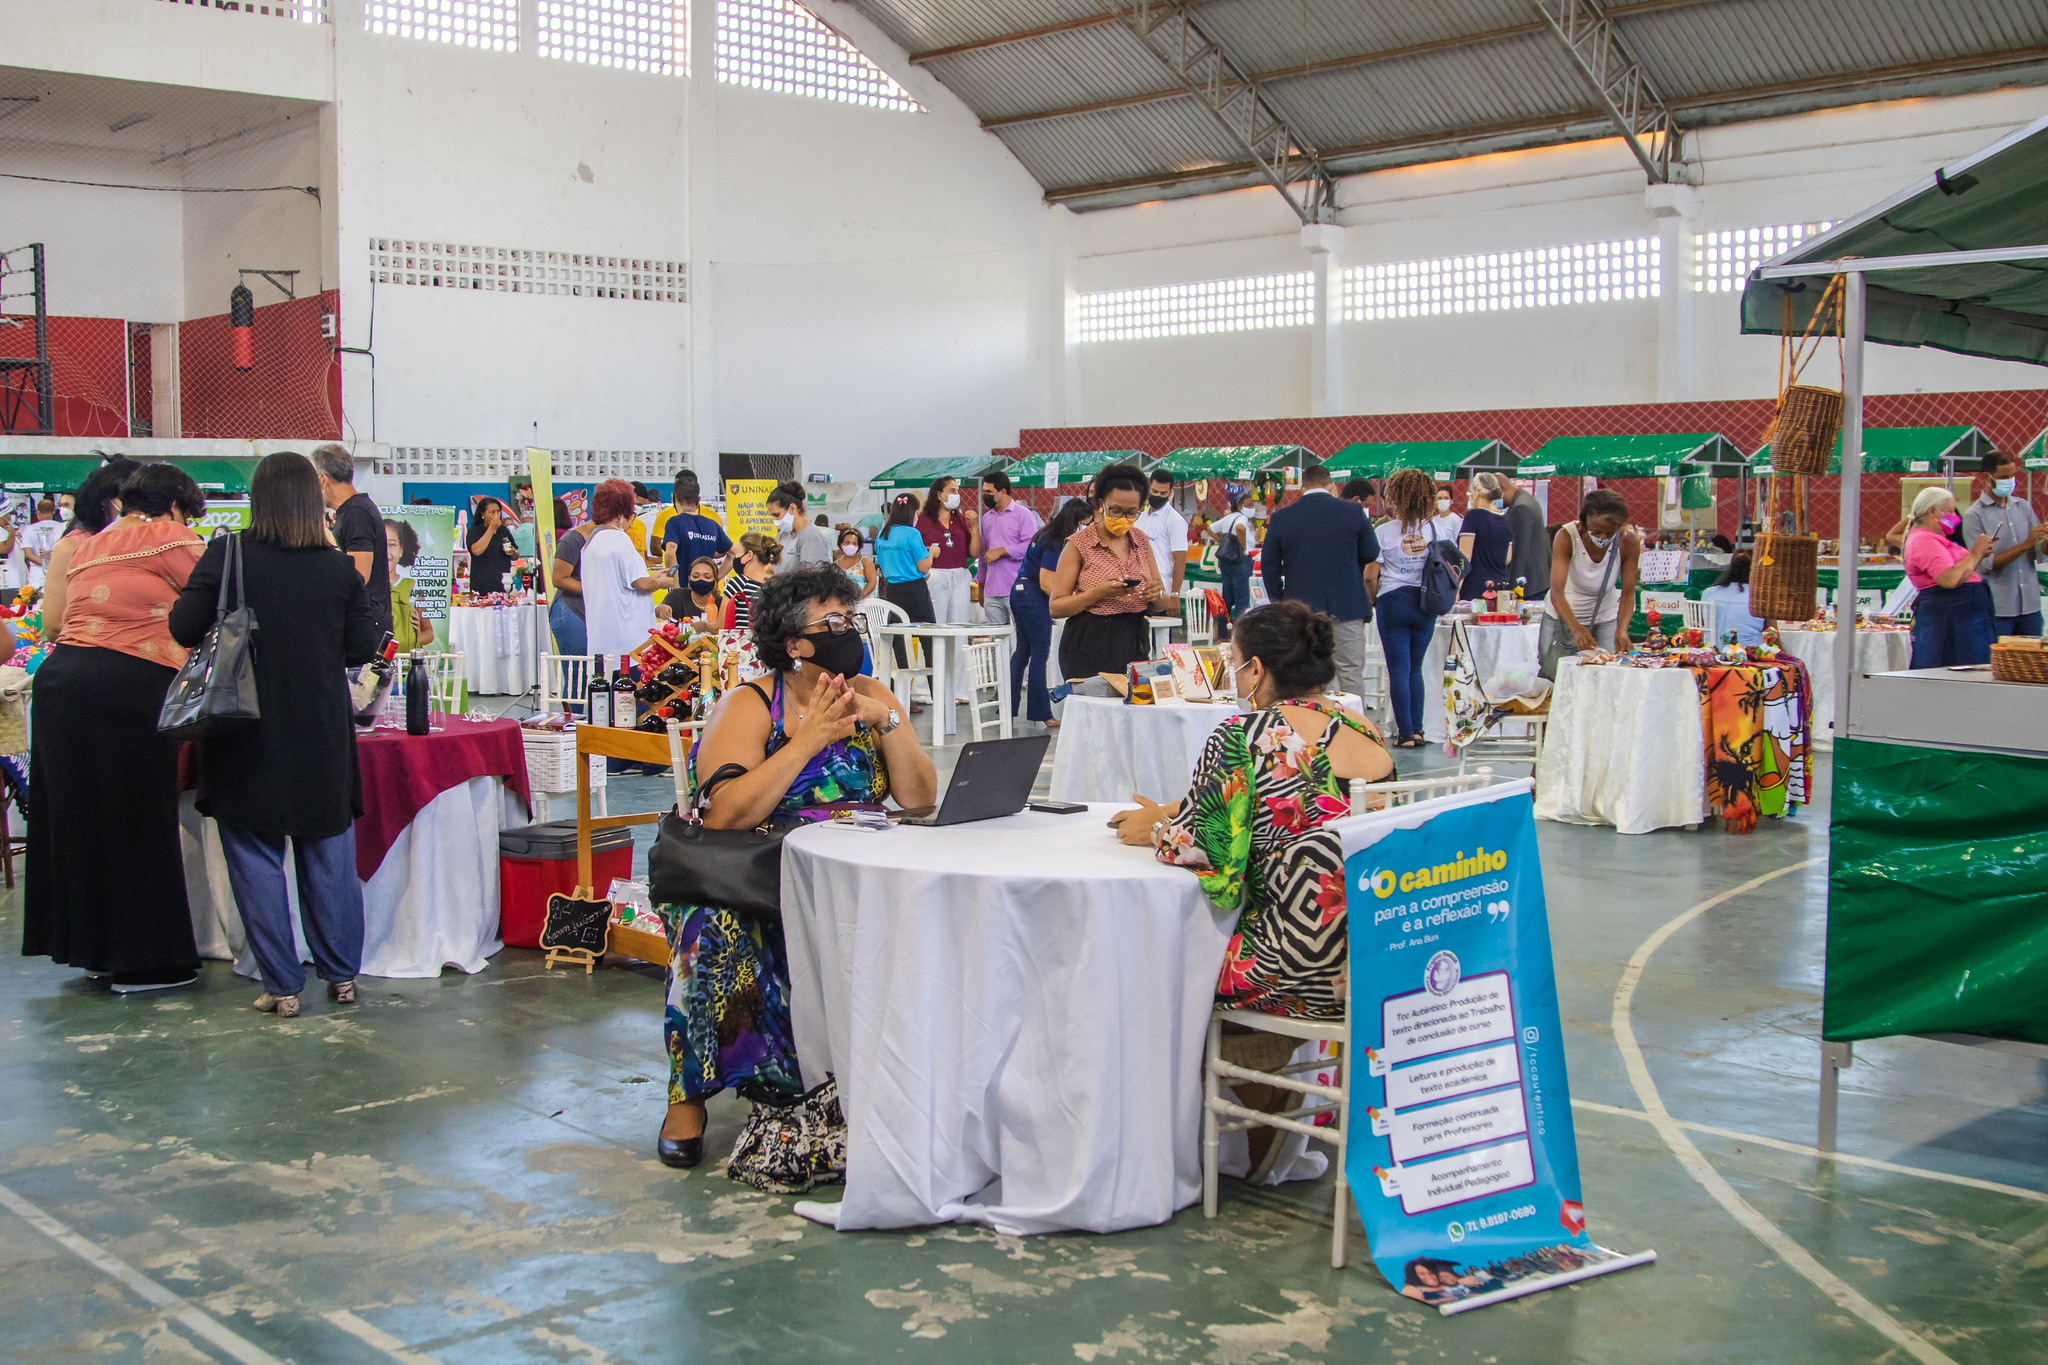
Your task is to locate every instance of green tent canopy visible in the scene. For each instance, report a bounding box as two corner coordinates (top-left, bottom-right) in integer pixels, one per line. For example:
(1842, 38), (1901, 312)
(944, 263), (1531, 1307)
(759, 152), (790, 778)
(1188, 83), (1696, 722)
(1740, 111), (2048, 367)
(1518, 433), (1745, 478)
(1151, 445), (1308, 480)
(1004, 450), (1145, 488)
(868, 455), (1001, 491)
(2021, 429), (2046, 469)
(1746, 425), (1993, 475)
(1325, 439), (1517, 482)
(160, 457), (258, 493)
(0, 456), (106, 493)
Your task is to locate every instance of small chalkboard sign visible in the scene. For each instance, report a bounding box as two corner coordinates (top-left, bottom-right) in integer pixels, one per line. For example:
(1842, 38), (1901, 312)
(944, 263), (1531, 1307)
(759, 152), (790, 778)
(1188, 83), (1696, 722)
(541, 889), (612, 973)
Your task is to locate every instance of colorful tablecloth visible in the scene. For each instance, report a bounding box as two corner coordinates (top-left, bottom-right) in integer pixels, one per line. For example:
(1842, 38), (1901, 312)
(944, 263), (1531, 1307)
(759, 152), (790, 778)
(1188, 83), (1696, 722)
(1694, 660), (1812, 833)
(354, 715), (531, 879)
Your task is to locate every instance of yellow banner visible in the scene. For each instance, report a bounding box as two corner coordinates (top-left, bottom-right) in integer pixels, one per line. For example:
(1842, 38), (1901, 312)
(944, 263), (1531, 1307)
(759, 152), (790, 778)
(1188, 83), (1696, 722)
(527, 448), (556, 603)
(723, 478), (778, 544)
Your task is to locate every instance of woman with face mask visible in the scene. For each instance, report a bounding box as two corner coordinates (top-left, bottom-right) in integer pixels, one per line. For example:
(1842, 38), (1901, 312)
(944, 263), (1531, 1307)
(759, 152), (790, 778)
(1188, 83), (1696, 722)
(671, 557), (723, 623)
(1904, 486), (1997, 668)
(832, 526), (878, 599)
(1431, 482), (1463, 543)
(1049, 463), (1177, 680)
(721, 532), (781, 631)
(1109, 601), (1391, 1023)
(1538, 488), (1641, 679)
(915, 477), (980, 703)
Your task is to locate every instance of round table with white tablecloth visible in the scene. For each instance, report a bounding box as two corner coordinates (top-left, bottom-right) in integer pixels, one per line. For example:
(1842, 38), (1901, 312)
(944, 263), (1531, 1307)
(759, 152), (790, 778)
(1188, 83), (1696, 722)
(448, 601), (548, 695)
(1421, 618), (1542, 742)
(779, 804), (1233, 1235)
(1047, 691), (1363, 804)
(1532, 658), (1708, 834)
(1775, 626), (1912, 749)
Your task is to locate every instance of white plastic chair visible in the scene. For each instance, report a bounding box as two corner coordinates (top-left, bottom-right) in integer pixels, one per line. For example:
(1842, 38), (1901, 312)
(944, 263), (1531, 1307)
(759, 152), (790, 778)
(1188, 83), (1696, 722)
(961, 639), (1007, 741)
(1201, 768), (1501, 1270)
(539, 652), (594, 717)
(869, 598), (934, 706)
(1357, 637), (1391, 724)
(422, 652), (465, 712)
(1180, 584), (1214, 646)
(1680, 597), (1717, 635)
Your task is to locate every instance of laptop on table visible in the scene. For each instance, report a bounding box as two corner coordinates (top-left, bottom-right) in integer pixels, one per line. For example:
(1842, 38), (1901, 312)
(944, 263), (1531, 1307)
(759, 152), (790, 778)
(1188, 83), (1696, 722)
(896, 734), (1051, 827)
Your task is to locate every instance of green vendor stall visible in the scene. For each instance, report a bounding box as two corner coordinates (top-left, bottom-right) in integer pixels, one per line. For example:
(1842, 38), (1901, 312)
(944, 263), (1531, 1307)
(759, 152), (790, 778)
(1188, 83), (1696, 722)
(1324, 438), (1518, 483)
(867, 455), (1006, 493)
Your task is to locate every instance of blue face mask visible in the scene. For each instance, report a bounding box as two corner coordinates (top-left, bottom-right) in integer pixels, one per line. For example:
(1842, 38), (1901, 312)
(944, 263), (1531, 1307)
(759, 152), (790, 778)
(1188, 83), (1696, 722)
(1993, 477), (2017, 498)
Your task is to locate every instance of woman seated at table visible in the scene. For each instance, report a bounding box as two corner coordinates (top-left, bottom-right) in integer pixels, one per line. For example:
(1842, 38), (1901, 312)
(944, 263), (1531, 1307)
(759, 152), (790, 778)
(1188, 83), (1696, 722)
(1050, 462), (1177, 681)
(1698, 552), (1772, 646)
(1903, 486), (1998, 668)
(671, 556), (722, 623)
(1110, 601), (1392, 1019)
(655, 565), (937, 1170)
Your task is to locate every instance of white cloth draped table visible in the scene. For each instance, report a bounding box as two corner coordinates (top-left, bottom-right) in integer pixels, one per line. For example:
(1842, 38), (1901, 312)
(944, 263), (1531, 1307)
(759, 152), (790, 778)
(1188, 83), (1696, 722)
(1533, 658), (1707, 834)
(781, 805), (1234, 1234)
(1776, 627), (1912, 749)
(449, 603), (548, 695)
(182, 776), (525, 978)
(1048, 692), (1360, 804)
(1421, 619), (1542, 742)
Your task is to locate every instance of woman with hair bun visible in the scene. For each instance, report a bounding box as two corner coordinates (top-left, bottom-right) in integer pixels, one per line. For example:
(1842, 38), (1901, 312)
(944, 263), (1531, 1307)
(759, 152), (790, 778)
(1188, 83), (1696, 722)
(1109, 600), (1393, 1018)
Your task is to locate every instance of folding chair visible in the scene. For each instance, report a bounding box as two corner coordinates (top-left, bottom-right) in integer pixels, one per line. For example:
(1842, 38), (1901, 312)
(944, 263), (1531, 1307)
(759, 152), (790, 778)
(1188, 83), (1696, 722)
(961, 639), (1007, 740)
(869, 598), (935, 707)
(1180, 584), (1215, 646)
(1201, 768), (1502, 1269)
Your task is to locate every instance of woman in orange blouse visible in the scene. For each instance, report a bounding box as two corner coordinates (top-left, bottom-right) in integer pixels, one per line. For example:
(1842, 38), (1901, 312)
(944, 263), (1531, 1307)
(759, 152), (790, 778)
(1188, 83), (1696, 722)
(23, 464), (208, 994)
(1049, 462), (1177, 680)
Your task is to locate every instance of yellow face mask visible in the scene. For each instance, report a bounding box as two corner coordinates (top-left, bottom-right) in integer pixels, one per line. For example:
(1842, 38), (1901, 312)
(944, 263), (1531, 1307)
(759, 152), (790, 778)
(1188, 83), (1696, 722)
(1101, 511), (1136, 537)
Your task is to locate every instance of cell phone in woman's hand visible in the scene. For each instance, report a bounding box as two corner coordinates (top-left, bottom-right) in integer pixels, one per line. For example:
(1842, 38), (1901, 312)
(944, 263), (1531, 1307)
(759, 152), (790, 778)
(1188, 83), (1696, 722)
(1122, 576), (1143, 587)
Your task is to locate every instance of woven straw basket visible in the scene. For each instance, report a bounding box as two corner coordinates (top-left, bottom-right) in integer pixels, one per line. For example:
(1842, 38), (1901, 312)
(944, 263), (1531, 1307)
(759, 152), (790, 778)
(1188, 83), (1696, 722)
(1991, 637), (2048, 685)
(1750, 533), (1819, 622)
(1771, 385), (1843, 476)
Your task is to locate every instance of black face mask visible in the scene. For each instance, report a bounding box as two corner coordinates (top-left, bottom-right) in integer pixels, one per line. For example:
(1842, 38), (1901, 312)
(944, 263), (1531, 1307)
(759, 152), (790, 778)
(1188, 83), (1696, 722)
(982, 494), (999, 511)
(1147, 493), (1169, 510)
(689, 577), (714, 593)
(802, 626), (867, 678)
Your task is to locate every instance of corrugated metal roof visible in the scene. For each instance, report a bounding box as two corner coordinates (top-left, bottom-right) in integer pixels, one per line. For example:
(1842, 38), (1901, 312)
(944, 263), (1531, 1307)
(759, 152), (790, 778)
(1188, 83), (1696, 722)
(841, 0), (2048, 211)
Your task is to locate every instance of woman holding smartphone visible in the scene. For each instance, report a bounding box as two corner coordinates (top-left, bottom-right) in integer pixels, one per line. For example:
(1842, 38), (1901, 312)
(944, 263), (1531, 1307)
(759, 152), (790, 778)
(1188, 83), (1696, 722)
(1049, 463), (1175, 680)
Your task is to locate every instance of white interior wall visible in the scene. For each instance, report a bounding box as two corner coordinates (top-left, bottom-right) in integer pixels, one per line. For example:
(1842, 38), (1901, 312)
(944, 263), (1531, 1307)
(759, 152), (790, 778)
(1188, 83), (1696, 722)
(180, 118), (324, 320)
(0, 142), (183, 320)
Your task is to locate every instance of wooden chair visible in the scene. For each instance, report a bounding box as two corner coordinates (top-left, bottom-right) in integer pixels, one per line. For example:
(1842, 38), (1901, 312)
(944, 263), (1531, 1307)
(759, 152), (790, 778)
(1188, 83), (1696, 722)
(559, 721), (692, 971)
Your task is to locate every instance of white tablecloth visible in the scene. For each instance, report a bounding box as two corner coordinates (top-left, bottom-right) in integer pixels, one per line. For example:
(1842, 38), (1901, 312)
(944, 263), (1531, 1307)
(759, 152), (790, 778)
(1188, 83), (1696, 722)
(1421, 619), (1542, 742)
(1777, 627), (1912, 749)
(781, 805), (1233, 1234)
(1047, 692), (1361, 804)
(449, 603), (548, 695)
(182, 776), (524, 978)
(1532, 659), (1707, 834)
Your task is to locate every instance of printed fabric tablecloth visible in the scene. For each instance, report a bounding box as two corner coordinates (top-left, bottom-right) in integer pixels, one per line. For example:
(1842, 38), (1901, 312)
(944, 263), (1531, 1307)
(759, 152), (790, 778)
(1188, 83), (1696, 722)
(1423, 618), (1542, 743)
(1775, 627), (1912, 749)
(449, 602), (548, 695)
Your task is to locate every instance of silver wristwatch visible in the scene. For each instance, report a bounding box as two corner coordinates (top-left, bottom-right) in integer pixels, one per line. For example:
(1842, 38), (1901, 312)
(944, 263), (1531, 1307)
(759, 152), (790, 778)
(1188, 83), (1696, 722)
(877, 708), (902, 736)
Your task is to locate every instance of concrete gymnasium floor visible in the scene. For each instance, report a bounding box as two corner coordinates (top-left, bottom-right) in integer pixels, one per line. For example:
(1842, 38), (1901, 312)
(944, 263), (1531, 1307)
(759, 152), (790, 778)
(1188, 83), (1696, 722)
(3, 735), (2045, 1364)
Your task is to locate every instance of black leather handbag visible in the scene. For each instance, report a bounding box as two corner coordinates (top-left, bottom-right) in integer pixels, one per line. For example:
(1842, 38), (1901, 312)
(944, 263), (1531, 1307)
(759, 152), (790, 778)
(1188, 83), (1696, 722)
(647, 763), (796, 924)
(158, 532), (260, 740)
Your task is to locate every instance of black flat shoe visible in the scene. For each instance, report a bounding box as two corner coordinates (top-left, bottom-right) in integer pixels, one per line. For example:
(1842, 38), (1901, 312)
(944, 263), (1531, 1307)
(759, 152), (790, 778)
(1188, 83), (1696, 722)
(657, 1133), (704, 1169)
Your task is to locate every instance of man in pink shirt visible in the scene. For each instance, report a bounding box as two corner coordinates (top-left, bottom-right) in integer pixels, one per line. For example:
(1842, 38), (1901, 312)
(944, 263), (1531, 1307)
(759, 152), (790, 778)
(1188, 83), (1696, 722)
(977, 471), (1041, 625)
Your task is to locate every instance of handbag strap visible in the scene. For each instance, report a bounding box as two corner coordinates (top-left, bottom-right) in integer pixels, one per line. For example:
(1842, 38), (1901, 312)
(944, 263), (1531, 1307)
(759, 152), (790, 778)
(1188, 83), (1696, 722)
(218, 532), (241, 617)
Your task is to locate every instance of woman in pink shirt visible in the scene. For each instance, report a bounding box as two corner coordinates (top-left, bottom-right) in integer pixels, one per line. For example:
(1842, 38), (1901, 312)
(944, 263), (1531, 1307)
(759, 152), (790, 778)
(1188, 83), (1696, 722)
(1904, 486), (1997, 668)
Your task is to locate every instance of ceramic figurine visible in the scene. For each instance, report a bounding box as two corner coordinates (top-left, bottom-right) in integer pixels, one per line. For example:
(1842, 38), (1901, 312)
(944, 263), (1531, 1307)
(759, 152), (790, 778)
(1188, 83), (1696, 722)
(1645, 626), (1668, 653)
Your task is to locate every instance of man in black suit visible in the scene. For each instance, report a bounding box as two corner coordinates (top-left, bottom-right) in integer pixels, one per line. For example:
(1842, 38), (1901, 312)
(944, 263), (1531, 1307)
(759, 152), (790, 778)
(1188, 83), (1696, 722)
(1260, 464), (1381, 701)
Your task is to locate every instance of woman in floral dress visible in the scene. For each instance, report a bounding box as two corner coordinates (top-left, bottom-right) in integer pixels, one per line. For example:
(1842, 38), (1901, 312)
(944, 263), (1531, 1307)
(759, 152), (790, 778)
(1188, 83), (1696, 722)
(656, 566), (936, 1169)
(1110, 601), (1394, 1018)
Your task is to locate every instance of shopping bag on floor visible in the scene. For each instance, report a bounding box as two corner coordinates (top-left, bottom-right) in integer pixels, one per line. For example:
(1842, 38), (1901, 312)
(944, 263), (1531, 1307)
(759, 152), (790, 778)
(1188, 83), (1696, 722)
(727, 1076), (846, 1193)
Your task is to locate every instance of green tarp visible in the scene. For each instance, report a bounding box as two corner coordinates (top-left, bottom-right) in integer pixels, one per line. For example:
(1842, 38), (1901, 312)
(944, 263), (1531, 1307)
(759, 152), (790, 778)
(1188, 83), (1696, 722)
(0, 457), (105, 493)
(1747, 425), (1992, 475)
(2022, 429), (2046, 469)
(1825, 737), (2048, 1046)
(1151, 446), (1306, 480)
(1004, 450), (1145, 487)
(1741, 112), (2048, 367)
(868, 455), (1000, 490)
(1324, 439), (1516, 481)
(1518, 433), (1745, 478)
(164, 457), (258, 493)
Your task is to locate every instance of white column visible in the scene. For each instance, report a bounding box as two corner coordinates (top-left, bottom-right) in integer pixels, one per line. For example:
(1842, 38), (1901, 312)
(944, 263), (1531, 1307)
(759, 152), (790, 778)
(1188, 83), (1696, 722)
(687, 0), (719, 488)
(1301, 223), (1345, 418)
(1047, 205), (1080, 426)
(1646, 183), (1698, 402)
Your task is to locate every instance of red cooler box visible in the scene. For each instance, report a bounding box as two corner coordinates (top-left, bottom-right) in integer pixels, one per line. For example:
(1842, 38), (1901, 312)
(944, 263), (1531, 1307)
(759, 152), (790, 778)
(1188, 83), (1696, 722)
(499, 821), (635, 949)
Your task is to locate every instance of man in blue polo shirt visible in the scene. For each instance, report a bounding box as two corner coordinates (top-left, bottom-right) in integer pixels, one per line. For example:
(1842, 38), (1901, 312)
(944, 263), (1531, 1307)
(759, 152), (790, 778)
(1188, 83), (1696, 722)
(659, 470), (731, 578)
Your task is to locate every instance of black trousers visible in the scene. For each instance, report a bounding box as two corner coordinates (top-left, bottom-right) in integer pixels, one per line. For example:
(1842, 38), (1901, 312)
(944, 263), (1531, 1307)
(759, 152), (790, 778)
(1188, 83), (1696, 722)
(881, 577), (935, 670)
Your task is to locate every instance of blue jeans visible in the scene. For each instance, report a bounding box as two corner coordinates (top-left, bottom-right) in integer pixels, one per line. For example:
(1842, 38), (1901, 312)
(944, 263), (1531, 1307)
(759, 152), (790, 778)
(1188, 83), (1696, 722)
(1217, 566), (1254, 640)
(1009, 587), (1054, 723)
(1376, 586), (1436, 740)
(1911, 581), (1995, 668)
(1995, 610), (2043, 638)
(217, 823), (364, 998)
(549, 594), (587, 658)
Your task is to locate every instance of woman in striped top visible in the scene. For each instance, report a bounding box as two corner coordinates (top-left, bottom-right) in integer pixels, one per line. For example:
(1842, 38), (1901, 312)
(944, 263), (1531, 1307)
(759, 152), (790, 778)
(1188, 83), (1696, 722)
(722, 532), (781, 630)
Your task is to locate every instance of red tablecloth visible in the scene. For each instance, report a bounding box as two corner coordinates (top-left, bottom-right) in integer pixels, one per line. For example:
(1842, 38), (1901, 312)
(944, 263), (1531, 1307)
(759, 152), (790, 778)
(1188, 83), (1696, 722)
(354, 715), (531, 880)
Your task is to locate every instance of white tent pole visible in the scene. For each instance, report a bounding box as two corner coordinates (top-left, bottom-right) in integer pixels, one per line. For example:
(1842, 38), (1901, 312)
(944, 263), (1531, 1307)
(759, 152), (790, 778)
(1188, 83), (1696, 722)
(1834, 272), (1866, 742)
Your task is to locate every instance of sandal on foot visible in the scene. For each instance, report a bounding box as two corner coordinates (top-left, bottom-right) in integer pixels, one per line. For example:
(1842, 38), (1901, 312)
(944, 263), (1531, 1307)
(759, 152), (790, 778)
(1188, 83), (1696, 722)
(253, 992), (300, 1018)
(327, 979), (357, 1005)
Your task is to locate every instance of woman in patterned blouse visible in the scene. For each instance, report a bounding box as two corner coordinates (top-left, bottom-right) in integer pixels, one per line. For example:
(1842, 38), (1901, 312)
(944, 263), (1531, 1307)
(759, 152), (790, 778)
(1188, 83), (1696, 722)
(1108, 600), (1393, 1018)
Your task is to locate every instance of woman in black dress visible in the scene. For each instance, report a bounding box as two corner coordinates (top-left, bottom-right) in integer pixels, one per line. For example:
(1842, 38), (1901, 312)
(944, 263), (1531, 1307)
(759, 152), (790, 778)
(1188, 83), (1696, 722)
(467, 496), (520, 595)
(170, 452), (380, 1019)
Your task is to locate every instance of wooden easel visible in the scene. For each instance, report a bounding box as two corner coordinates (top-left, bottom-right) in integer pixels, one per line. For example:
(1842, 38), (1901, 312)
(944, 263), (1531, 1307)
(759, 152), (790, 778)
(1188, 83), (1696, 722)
(562, 718), (692, 969)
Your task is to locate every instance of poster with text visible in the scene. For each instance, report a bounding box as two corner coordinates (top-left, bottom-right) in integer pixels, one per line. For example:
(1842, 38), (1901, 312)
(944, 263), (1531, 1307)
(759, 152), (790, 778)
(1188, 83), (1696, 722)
(723, 478), (777, 543)
(387, 506), (457, 625)
(1342, 783), (1653, 1314)
(197, 500), (251, 540)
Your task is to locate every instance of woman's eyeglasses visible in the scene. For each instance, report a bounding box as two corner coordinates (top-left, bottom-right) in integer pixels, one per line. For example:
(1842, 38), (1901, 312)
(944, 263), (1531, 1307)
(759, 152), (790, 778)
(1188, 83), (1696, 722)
(802, 612), (869, 638)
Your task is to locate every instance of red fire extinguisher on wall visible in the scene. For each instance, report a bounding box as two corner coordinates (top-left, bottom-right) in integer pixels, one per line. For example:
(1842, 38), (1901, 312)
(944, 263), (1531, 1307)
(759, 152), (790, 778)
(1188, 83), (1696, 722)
(231, 283), (255, 370)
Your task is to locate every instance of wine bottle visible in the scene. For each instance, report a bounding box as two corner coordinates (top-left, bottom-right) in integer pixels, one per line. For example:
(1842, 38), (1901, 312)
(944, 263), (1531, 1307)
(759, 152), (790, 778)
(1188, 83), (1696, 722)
(405, 652), (432, 736)
(608, 658), (635, 727)
(586, 655), (612, 728)
(351, 635), (399, 728)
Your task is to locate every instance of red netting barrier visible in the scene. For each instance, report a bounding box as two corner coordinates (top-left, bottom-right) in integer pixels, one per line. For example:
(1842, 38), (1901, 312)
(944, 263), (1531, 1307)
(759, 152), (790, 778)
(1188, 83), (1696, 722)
(0, 315), (127, 437)
(179, 289), (341, 440)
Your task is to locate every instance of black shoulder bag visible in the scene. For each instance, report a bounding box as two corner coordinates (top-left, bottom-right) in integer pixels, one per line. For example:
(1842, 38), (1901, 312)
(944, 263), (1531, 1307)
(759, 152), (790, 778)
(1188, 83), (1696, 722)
(159, 532), (261, 739)
(647, 761), (798, 924)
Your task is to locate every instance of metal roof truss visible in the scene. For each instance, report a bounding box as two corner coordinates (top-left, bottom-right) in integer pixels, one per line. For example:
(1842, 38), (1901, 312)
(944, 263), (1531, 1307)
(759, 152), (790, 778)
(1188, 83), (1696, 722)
(1535, 0), (1687, 184)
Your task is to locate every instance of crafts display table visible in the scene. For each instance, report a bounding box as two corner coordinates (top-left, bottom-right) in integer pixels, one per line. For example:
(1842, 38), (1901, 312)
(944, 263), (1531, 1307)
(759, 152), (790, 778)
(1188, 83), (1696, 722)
(1421, 618), (1541, 743)
(1775, 626), (1912, 748)
(780, 804), (1232, 1234)
(183, 715), (532, 977)
(1533, 657), (1811, 834)
(449, 602), (548, 695)
(1047, 692), (1363, 804)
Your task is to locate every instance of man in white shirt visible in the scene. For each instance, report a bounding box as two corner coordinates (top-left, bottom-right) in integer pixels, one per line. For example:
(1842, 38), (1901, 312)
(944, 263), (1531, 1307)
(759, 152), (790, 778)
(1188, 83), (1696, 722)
(0, 500), (24, 591)
(1135, 469), (1190, 594)
(21, 499), (65, 589)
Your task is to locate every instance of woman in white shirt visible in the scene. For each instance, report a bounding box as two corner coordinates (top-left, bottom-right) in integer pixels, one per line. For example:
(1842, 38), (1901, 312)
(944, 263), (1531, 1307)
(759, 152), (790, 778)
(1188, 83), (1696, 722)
(1373, 469), (1449, 749)
(582, 479), (679, 660)
(1539, 488), (1640, 677)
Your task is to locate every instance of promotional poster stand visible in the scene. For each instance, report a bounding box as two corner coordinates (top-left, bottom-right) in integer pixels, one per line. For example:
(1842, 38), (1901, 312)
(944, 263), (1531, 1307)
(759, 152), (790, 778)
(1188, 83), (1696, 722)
(1339, 779), (1654, 1313)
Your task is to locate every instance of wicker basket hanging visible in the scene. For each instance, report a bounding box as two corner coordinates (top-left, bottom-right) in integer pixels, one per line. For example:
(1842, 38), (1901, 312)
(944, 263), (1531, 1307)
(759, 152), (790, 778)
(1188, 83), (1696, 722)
(1771, 385), (1842, 476)
(1750, 531), (1819, 622)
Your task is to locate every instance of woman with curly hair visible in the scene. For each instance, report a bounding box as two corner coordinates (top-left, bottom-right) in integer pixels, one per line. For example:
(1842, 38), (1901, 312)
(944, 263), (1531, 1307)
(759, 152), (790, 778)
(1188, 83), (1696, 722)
(1373, 467), (1450, 747)
(582, 478), (679, 659)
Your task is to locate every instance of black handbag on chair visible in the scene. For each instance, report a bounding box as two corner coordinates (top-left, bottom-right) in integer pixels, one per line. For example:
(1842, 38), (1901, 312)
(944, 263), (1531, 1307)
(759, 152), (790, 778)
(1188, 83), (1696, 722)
(158, 532), (260, 740)
(647, 762), (796, 924)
